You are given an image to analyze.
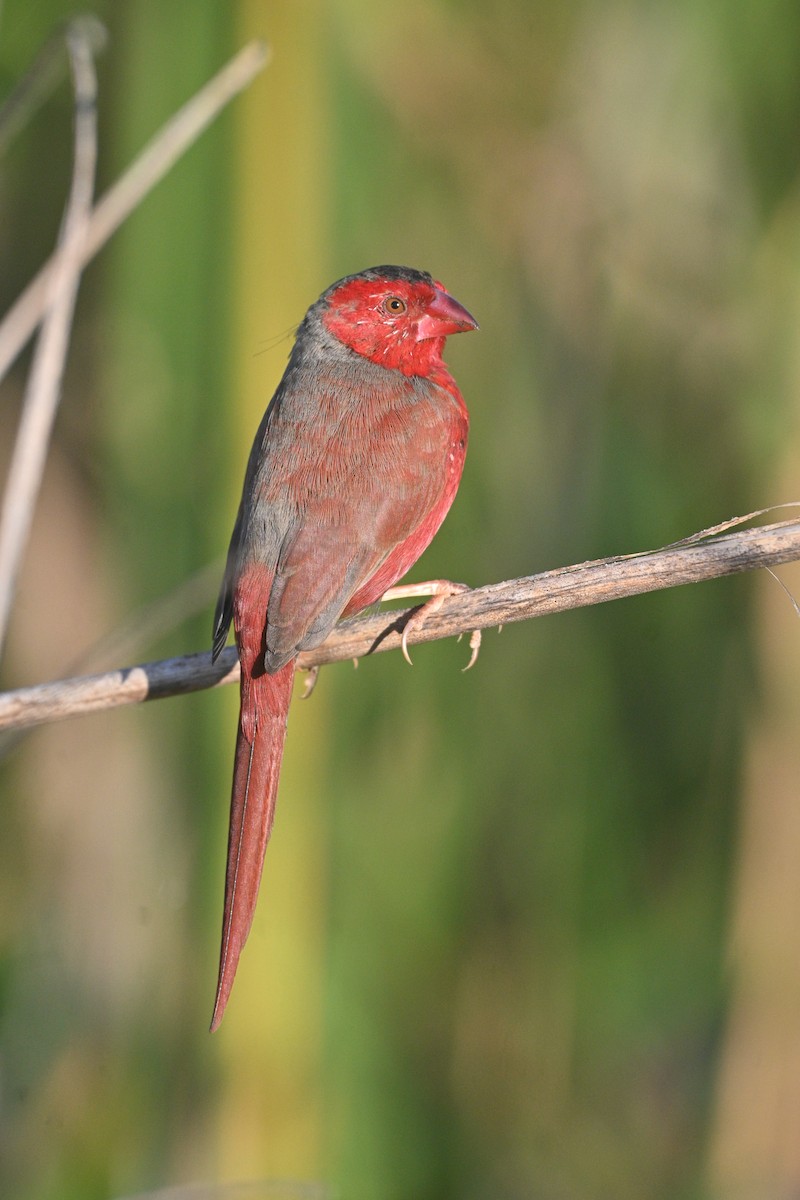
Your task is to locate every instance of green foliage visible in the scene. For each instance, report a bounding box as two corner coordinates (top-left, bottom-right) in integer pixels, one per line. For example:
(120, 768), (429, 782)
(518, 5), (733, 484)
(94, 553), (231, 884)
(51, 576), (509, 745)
(1, 1), (798, 1198)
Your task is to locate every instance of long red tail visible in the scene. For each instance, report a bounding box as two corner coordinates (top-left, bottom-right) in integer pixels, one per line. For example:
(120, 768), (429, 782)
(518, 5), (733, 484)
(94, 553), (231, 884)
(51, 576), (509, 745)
(210, 656), (295, 1031)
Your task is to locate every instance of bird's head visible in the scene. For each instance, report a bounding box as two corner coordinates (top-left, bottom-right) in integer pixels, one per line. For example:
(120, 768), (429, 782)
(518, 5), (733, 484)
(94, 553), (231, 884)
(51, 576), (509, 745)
(319, 265), (478, 377)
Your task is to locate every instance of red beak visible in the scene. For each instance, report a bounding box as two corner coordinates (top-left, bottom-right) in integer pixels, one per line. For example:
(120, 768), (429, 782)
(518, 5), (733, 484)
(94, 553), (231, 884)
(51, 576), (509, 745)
(415, 287), (479, 341)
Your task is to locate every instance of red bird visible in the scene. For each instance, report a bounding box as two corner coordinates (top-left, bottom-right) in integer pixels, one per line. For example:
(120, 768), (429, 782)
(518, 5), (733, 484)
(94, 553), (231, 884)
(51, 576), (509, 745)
(210, 265), (477, 1029)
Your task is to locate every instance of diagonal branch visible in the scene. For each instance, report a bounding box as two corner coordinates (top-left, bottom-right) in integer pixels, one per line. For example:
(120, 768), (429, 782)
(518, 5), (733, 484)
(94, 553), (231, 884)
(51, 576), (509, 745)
(0, 39), (268, 382)
(1, 517), (798, 736)
(0, 34), (268, 666)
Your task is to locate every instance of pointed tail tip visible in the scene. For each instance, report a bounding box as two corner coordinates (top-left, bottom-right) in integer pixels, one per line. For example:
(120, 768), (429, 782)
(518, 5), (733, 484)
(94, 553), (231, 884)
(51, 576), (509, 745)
(209, 987), (228, 1033)
(209, 948), (239, 1032)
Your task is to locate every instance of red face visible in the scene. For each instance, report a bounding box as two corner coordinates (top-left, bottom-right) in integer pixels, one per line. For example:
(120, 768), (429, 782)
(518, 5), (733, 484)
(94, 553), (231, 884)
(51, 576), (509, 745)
(322, 274), (478, 376)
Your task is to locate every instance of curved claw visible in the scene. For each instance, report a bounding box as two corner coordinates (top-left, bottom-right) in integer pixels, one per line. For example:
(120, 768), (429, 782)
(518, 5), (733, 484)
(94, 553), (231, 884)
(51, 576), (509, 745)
(301, 664), (320, 698)
(462, 628), (482, 672)
(387, 582), (481, 670)
(401, 624), (415, 666)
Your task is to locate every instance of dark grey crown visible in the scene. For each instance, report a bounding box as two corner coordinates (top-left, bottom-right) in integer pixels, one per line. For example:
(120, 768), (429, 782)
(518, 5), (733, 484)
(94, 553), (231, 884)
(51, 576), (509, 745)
(321, 265), (434, 303)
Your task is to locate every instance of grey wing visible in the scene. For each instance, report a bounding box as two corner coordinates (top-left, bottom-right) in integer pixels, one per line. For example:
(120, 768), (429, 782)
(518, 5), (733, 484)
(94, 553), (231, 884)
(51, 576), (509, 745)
(212, 504), (245, 660)
(262, 520), (390, 671)
(262, 451), (447, 671)
(211, 387), (292, 661)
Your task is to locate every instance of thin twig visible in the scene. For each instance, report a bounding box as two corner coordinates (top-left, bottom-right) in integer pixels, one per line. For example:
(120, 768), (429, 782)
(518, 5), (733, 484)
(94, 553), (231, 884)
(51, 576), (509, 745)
(0, 16), (107, 156)
(0, 24), (98, 655)
(68, 560), (223, 674)
(0, 39), (269, 382)
(1, 518), (798, 735)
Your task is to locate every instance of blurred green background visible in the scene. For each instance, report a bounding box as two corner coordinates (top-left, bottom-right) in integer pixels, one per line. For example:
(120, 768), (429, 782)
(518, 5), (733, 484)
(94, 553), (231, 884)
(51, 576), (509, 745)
(2, 1), (800, 1198)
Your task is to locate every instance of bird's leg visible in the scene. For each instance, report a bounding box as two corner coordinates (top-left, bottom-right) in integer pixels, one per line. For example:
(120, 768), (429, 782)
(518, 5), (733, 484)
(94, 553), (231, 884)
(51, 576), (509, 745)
(381, 580), (481, 670)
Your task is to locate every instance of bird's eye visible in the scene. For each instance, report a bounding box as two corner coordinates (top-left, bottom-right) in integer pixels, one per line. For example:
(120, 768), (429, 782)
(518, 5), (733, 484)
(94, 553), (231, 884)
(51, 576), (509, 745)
(384, 296), (406, 315)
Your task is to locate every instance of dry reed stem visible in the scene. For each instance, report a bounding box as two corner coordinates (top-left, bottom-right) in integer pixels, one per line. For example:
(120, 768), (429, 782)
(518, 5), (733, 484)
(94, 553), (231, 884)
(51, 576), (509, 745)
(1, 517), (798, 735)
(0, 16), (107, 155)
(0, 23), (98, 652)
(0, 37), (269, 658)
(0, 40), (268, 381)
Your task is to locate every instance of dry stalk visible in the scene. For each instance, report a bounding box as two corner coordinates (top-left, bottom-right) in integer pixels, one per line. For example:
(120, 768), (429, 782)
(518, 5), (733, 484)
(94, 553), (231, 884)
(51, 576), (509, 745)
(1, 517), (798, 735)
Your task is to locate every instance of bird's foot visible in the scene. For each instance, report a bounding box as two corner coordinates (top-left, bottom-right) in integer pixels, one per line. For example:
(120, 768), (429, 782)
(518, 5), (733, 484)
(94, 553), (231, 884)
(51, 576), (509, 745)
(300, 664), (320, 699)
(381, 580), (481, 670)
